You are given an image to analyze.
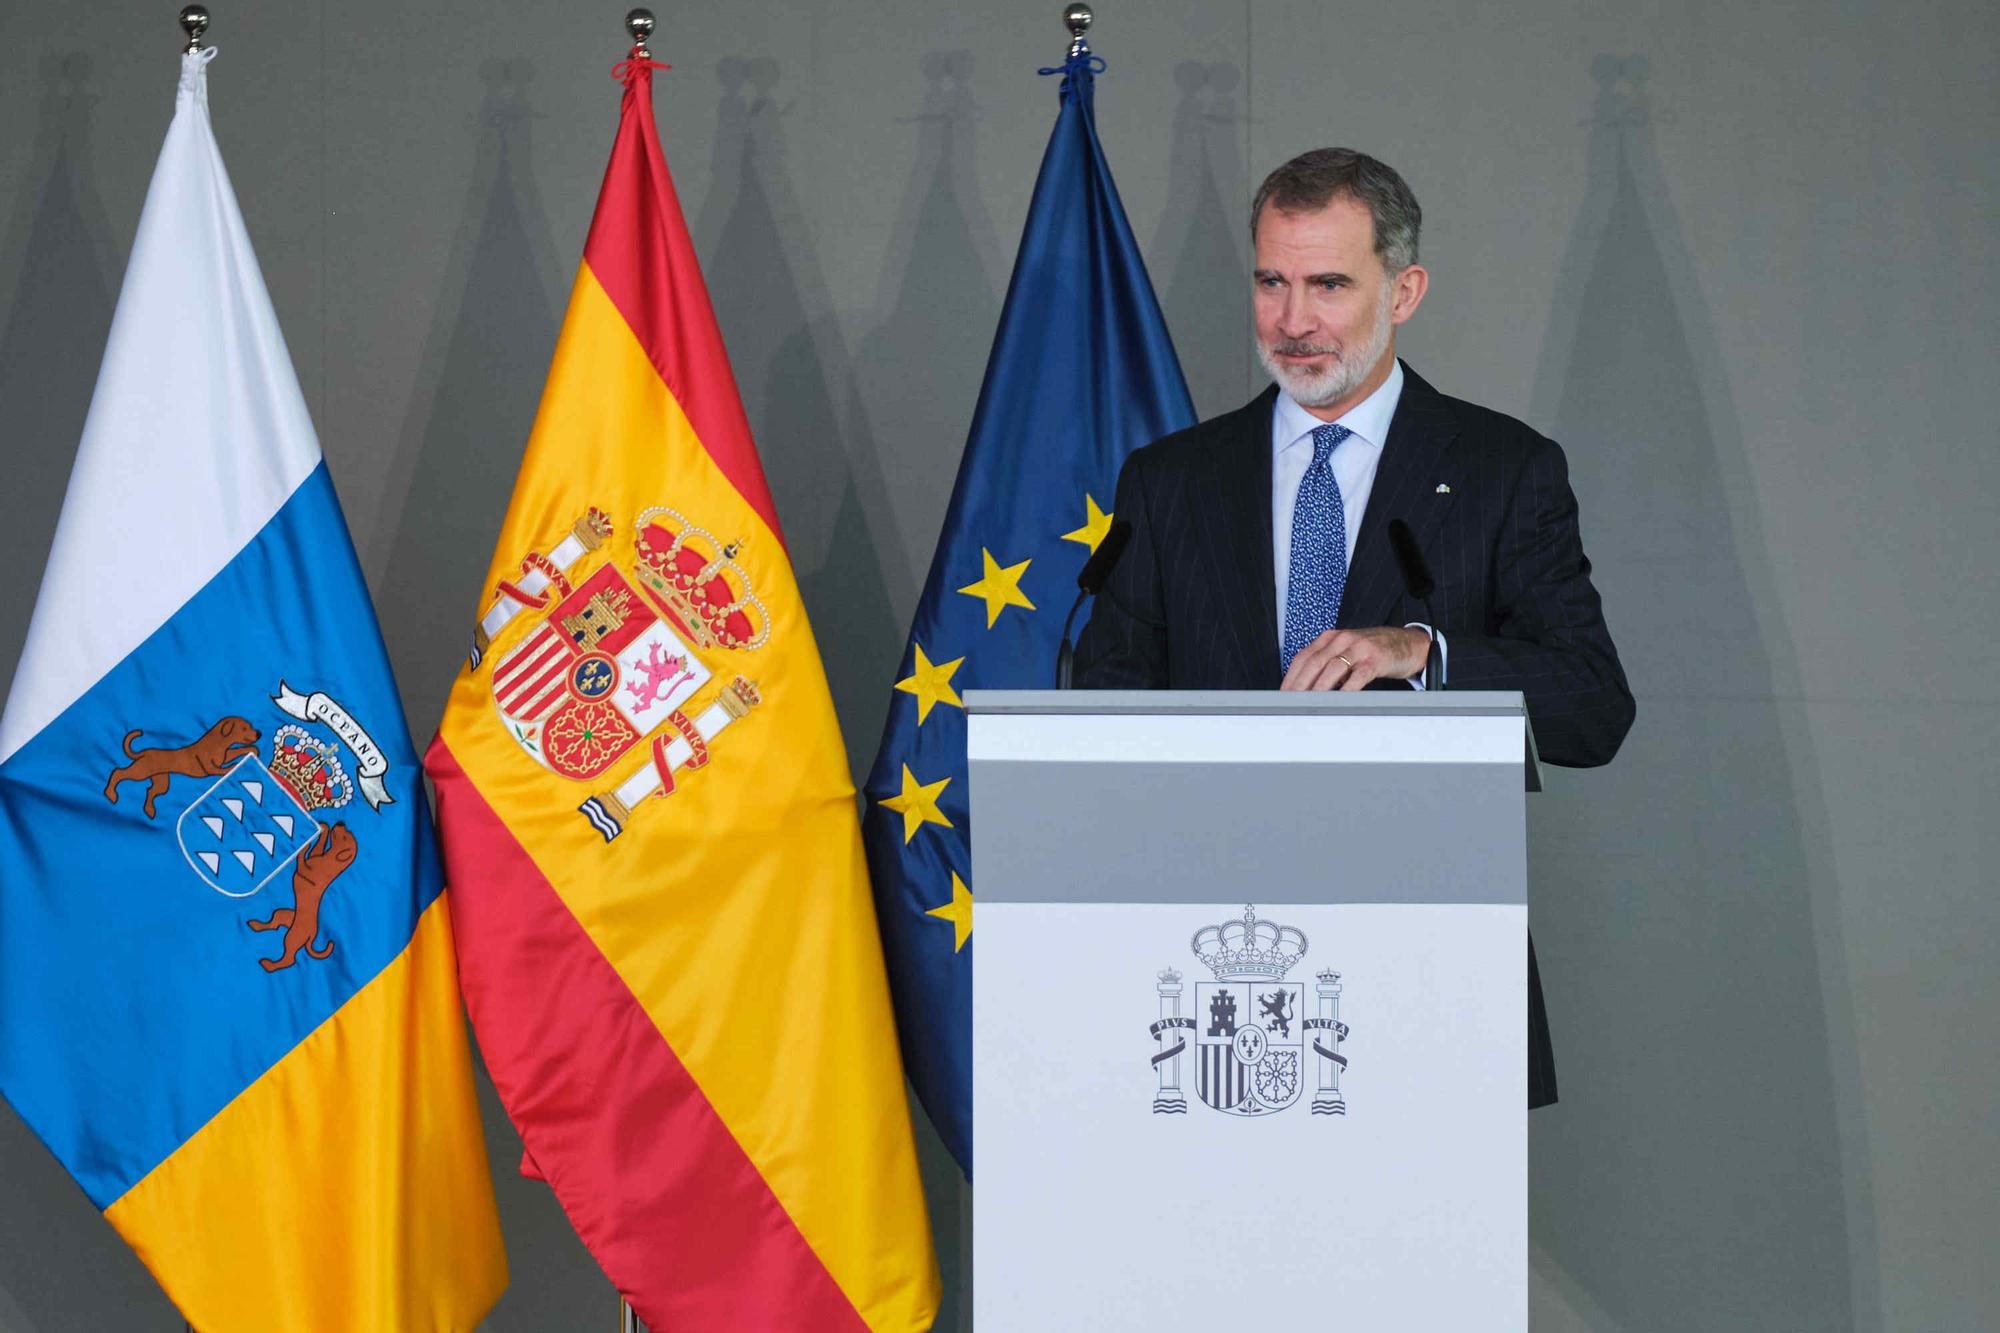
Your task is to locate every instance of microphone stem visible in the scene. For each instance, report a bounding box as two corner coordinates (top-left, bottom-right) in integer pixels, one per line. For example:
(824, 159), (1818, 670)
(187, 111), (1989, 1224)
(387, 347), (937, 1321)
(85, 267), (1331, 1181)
(1056, 585), (1090, 689)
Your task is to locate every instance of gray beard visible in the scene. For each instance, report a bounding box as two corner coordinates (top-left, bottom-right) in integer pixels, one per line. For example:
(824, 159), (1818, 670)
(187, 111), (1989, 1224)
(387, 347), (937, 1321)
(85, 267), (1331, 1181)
(1256, 290), (1395, 409)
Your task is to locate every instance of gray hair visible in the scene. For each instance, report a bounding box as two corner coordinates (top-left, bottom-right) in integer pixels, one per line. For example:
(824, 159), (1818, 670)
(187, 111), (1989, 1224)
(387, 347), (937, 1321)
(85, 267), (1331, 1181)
(1250, 148), (1422, 272)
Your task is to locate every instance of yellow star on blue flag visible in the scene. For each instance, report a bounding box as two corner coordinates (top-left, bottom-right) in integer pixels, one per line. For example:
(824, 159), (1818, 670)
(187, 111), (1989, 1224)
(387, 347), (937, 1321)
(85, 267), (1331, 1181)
(957, 548), (1036, 628)
(1061, 494), (1115, 553)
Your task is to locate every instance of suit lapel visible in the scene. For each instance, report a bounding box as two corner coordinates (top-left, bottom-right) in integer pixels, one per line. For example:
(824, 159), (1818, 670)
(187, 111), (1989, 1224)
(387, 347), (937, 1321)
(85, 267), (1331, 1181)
(1192, 387), (1280, 681)
(1342, 362), (1461, 629)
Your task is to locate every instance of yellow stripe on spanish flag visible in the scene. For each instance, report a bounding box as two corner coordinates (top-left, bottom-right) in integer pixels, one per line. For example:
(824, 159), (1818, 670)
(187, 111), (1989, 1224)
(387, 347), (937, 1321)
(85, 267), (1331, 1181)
(426, 52), (938, 1332)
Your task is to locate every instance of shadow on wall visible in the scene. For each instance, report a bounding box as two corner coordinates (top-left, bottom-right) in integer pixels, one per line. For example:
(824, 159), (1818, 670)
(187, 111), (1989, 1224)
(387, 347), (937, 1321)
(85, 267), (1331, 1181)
(0, 56), (187, 1330)
(846, 46), (1007, 641)
(0, 55), (121, 701)
(1152, 60), (1251, 419)
(693, 55), (909, 785)
(372, 58), (566, 747)
(1526, 56), (1873, 1331)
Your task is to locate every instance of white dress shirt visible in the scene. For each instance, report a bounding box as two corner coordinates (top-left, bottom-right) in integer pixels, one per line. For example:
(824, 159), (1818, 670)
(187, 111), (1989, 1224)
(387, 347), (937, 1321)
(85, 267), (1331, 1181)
(1270, 360), (1445, 686)
(1271, 359), (1405, 624)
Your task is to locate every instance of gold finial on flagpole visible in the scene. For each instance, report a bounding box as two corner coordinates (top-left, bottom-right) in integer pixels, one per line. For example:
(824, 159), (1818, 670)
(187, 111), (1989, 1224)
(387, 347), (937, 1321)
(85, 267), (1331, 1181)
(179, 5), (210, 52)
(1063, 3), (1093, 57)
(625, 8), (656, 57)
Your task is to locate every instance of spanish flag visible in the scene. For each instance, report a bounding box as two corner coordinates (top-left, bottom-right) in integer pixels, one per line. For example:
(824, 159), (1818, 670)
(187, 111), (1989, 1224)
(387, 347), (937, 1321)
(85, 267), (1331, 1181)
(424, 51), (939, 1331)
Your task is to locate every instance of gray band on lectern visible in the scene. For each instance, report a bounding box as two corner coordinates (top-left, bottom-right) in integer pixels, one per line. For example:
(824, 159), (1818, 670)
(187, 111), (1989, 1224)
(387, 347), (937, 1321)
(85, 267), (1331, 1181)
(971, 759), (1524, 904)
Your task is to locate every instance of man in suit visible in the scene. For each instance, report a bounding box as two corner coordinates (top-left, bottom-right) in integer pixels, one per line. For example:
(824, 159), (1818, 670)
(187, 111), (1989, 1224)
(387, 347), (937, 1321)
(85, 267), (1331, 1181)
(1075, 147), (1635, 1106)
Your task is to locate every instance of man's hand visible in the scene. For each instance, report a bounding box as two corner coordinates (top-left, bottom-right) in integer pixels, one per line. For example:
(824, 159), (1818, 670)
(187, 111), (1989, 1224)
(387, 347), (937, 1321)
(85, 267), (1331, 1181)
(1281, 626), (1431, 691)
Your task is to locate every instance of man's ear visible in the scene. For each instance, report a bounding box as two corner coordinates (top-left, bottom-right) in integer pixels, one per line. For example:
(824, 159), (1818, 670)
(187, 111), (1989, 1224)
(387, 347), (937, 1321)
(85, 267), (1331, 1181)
(1390, 263), (1429, 325)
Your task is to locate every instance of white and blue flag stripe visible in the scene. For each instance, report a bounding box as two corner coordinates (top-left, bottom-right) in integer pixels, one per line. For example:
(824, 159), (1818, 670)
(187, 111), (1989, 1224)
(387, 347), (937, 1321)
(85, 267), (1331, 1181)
(0, 48), (443, 1215)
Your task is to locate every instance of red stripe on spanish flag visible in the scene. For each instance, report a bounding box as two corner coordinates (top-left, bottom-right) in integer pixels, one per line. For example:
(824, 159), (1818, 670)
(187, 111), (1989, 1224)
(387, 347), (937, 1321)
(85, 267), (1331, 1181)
(428, 53), (938, 1332)
(583, 60), (781, 543)
(427, 740), (866, 1329)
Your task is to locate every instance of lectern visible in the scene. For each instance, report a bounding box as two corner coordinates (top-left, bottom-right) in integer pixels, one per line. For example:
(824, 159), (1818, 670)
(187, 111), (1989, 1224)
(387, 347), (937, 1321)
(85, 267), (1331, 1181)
(967, 690), (1538, 1330)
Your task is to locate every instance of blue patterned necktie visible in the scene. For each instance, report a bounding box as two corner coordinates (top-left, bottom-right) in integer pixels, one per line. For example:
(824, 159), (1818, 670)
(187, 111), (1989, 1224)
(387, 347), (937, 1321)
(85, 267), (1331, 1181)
(1281, 422), (1352, 671)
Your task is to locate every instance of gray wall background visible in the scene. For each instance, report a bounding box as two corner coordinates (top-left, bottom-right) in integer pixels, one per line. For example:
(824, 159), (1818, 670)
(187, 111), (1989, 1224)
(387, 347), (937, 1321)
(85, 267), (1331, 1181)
(2, 0), (1995, 1328)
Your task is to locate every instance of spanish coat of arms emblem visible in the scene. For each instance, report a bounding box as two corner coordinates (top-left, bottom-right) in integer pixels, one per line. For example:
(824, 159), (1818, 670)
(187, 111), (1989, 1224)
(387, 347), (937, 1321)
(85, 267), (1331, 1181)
(466, 503), (767, 842)
(1150, 906), (1350, 1118)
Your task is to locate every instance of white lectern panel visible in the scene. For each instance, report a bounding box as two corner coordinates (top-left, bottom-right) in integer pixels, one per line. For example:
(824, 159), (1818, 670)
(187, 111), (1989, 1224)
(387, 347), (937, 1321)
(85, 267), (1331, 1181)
(975, 901), (1525, 1330)
(968, 692), (1530, 1331)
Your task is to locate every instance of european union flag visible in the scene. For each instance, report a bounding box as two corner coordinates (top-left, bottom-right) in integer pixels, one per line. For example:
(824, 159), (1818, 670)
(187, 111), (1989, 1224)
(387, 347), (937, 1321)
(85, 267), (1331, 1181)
(862, 42), (1196, 1176)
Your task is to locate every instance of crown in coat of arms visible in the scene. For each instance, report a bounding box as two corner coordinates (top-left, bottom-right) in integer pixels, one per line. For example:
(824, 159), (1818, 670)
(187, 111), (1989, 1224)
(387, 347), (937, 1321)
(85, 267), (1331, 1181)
(631, 505), (771, 651)
(269, 724), (354, 813)
(1191, 905), (1308, 981)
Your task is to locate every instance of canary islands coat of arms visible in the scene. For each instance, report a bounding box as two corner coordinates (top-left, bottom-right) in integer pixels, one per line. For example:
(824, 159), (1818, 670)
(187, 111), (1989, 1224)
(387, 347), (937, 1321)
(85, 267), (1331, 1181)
(466, 503), (767, 842)
(1150, 906), (1350, 1117)
(101, 681), (391, 973)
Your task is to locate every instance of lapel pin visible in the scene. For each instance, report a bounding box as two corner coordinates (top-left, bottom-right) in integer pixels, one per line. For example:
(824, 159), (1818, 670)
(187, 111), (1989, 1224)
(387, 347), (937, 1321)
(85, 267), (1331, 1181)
(1435, 483), (1452, 494)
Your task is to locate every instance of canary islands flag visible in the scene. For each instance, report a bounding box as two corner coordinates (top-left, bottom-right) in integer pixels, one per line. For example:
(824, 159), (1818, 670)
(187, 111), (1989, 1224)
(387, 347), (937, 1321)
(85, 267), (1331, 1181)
(0, 50), (505, 1331)
(425, 51), (938, 1331)
(861, 46), (1197, 1175)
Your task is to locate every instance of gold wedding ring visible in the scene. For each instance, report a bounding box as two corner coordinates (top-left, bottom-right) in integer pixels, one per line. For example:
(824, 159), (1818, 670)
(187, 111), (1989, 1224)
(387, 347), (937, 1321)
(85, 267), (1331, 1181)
(1337, 654), (1355, 667)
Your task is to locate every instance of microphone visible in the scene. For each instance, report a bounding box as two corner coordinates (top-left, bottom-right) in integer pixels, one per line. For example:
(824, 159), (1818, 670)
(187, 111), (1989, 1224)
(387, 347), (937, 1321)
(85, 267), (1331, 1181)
(1056, 519), (1133, 689)
(1386, 518), (1444, 690)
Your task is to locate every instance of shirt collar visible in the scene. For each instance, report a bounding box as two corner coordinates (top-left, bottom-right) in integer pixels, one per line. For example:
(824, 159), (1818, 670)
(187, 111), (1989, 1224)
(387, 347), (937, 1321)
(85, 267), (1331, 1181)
(1273, 358), (1406, 455)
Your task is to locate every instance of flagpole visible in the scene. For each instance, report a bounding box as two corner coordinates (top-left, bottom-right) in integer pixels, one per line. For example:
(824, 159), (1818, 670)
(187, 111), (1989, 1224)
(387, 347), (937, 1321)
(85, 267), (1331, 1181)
(616, 13), (656, 1328)
(181, 0), (208, 1296)
(177, 0), (206, 1305)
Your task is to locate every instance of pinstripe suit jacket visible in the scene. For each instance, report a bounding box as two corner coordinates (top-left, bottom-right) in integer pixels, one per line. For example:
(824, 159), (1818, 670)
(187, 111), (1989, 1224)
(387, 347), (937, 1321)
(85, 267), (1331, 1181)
(1074, 363), (1634, 765)
(1074, 362), (1636, 1106)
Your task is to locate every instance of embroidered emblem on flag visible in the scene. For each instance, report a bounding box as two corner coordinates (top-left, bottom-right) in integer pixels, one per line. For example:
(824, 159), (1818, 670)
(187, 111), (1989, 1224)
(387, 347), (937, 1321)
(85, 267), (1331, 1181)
(478, 505), (769, 840)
